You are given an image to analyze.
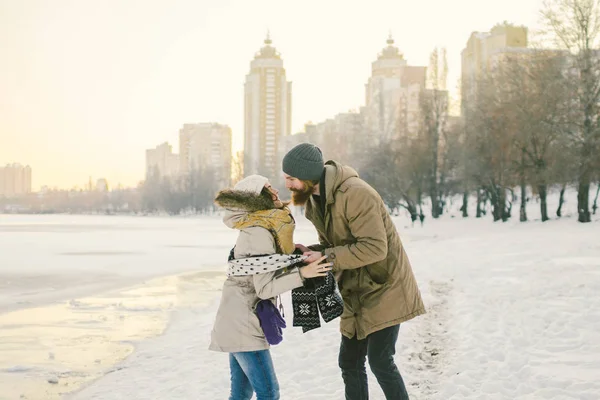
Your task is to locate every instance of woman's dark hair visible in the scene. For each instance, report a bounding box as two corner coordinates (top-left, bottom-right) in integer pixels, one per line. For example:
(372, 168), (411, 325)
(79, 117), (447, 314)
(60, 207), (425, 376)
(260, 186), (276, 207)
(260, 186), (290, 209)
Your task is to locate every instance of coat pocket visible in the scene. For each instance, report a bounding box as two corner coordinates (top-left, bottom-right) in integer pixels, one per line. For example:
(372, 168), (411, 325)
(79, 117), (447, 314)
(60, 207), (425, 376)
(364, 263), (389, 285)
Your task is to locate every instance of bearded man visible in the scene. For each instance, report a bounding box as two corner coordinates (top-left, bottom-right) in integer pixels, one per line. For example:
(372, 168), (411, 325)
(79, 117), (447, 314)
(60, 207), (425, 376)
(282, 143), (425, 400)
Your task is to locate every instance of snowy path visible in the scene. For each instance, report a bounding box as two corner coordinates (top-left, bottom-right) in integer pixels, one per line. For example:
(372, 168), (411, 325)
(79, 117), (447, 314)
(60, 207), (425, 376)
(68, 278), (456, 400)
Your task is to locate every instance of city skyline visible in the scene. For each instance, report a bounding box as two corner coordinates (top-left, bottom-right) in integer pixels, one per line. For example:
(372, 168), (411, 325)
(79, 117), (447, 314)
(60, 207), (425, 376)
(0, 163), (32, 196)
(1, 0), (544, 190)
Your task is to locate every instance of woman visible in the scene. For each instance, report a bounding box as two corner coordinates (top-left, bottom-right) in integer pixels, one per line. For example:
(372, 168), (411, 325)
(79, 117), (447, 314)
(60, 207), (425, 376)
(209, 175), (332, 400)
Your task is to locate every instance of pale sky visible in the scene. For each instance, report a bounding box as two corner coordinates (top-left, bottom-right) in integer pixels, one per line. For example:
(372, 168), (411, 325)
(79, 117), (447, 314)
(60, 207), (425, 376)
(0, 0), (544, 190)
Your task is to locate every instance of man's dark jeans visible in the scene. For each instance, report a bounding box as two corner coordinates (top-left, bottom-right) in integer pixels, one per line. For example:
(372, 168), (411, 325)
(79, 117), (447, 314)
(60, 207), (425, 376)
(339, 324), (409, 400)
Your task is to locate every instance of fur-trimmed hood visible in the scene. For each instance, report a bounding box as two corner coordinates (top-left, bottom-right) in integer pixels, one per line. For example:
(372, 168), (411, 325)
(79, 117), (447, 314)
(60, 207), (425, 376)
(215, 189), (275, 213)
(215, 189), (276, 229)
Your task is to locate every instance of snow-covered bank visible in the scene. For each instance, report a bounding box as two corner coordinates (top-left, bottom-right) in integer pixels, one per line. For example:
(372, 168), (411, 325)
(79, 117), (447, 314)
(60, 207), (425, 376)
(69, 216), (600, 400)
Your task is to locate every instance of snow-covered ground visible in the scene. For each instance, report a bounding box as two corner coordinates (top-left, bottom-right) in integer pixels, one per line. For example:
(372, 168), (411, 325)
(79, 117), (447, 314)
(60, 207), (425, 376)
(1, 192), (599, 399)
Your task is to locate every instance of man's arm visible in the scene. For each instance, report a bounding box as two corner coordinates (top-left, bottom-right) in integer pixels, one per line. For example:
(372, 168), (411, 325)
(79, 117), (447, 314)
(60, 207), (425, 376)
(308, 231), (328, 251)
(322, 187), (388, 270)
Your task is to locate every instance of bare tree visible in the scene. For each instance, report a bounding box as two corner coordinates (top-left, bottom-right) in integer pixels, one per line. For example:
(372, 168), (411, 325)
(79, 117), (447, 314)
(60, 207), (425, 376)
(361, 138), (426, 223)
(541, 0), (600, 222)
(457, 112), (474, 218)
(501, 51), (571, 221)
(139, 162), (218, 215)
(438, 117), (463, 211)
(468, 71), (518, 222)
(420, 47), (450, 218)
(185, 165), (219, 213)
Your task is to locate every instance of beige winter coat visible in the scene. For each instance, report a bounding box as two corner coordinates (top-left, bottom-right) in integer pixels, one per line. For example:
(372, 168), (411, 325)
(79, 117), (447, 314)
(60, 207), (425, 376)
(306, 161), (426, 340)
(209, 210), (304, 353)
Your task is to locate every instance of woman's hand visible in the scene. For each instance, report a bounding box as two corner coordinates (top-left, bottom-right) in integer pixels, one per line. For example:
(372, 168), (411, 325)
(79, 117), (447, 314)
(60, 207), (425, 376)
(303, 251), (323, 263)
(299, 255), (333, 279)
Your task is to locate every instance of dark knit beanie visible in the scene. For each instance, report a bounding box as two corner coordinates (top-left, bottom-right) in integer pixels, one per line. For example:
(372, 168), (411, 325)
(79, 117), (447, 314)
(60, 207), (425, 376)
(282, 143), (324, 181)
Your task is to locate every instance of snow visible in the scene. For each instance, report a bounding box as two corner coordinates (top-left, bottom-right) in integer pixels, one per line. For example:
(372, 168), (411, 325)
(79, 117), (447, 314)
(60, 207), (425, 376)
(1, 195), (599, 399)
(0, 214), (236, 314)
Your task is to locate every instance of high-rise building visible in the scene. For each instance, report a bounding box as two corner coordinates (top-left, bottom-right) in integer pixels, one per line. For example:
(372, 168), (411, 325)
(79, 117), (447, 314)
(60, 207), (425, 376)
(364, 35), (426, 142)
(179, 123), (232, 189)
(244, 33), (292, 186)
(0, 163), (32, 197)
(461, 23), (528, 114)
(145, 142), (180, 179)
(285, 111), (365, 166)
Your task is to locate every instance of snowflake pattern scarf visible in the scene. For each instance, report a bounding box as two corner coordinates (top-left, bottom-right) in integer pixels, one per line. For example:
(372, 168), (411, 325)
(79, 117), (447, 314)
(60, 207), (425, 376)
(227, 250), (343, 333)
(292, 272), (344, 333)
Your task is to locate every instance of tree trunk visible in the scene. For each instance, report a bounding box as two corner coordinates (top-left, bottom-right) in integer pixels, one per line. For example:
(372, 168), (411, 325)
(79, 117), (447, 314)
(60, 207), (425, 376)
(502, 188), (511, 222)
(429, 155), (440, 219)
(518, 149), (526, 223)
(482, 193), (488, 216)
(402, 196), (419, 227)
(430, 192), (439, 219)
(461, 191), (469, 217)
(438, 173), (447, 217)
(488, 186), (502, 222)
(430, 164), (440, 219)
(539, 184), (549, 222)
(556, 184), (566, 217)
(408, 203), (418, 226)
(577, 173), (591, 223)
(592, 182), (600, 215)
(476, 189), (483, 218)
(520, 179), (527, 222)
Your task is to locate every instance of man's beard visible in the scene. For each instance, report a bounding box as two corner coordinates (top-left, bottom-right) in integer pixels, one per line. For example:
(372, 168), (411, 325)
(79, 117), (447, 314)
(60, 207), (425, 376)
(290, 180), (316, 206)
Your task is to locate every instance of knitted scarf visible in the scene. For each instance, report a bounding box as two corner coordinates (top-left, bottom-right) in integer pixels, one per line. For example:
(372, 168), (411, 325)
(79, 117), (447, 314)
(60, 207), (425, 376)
(228, 251), (344, 333)
(291, 272), (344, 333)
(227, 206), (343, 333)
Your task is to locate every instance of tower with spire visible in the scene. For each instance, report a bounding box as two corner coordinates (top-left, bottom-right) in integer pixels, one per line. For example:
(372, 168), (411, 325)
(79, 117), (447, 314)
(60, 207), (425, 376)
(364, 33), (427, 142)
(243, 33), (292, 185)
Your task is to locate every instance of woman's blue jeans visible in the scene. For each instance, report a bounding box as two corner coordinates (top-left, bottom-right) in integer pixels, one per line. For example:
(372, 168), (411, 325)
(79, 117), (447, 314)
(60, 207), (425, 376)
(229, 350), (280, 400)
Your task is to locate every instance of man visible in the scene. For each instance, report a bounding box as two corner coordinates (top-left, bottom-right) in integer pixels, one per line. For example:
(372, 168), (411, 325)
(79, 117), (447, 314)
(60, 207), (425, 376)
(282, 142), (425, 400)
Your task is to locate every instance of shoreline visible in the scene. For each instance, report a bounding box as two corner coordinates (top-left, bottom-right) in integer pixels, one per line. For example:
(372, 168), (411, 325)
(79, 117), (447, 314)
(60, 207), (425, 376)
(0, 270), (225, 400)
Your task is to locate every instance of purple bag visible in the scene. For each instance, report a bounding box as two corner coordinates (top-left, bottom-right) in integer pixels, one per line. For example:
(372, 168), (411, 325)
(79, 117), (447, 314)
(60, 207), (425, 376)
(255, 299), (286, 345)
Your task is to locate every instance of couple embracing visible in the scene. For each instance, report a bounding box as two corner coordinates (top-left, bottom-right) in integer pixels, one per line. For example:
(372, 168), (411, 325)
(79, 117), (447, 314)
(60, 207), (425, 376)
(209, 143), (425, 400)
